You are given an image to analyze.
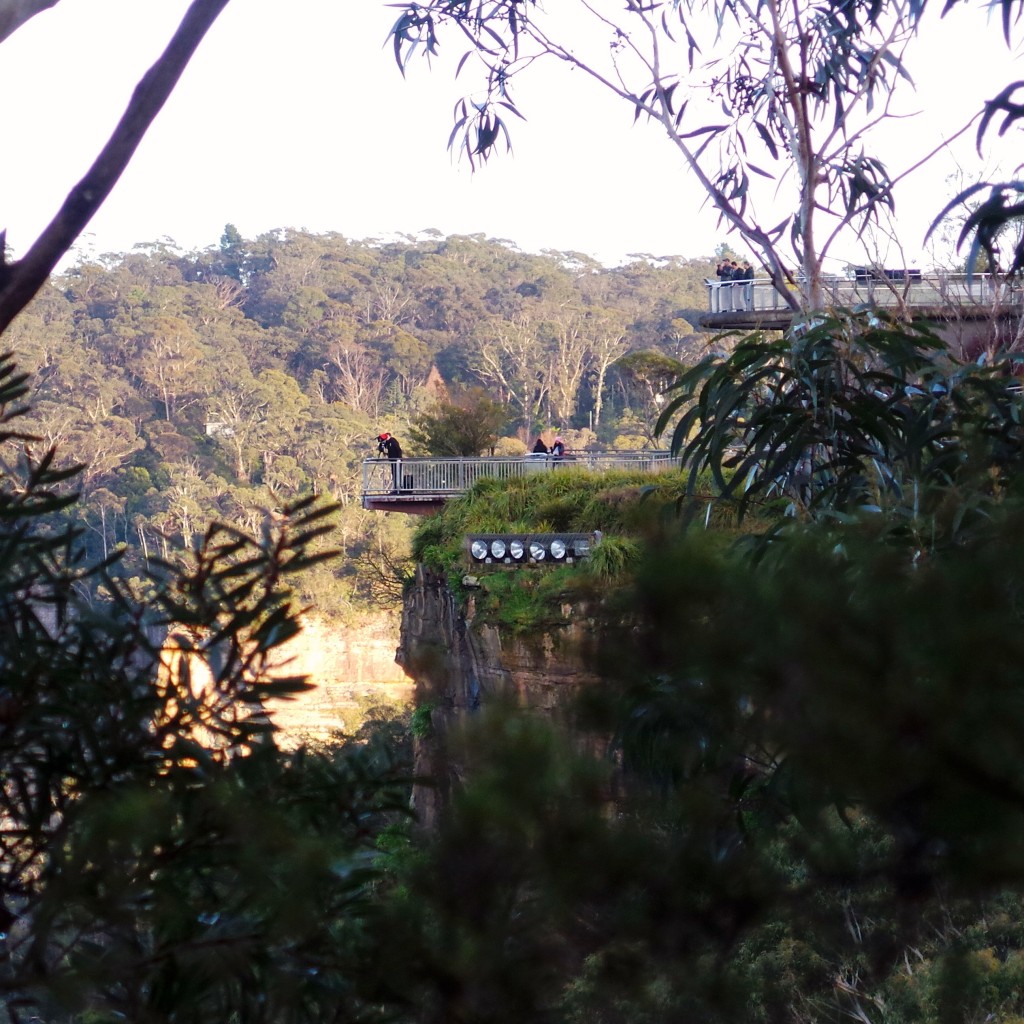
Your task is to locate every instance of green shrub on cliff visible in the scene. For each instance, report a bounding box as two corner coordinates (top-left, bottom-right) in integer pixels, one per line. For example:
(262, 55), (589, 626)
(411, 468), (736, 573)
(473, 565), (579, 632)
(387, 503), (1024, 1024)
(585, 535), (641, 579)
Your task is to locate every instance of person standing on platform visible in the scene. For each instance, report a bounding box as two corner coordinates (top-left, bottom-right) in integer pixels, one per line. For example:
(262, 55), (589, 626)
(376, 432), (403, 492)
(738, 262), (755, 309)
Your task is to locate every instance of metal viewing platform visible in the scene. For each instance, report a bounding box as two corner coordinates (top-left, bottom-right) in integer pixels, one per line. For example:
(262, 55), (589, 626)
(702, 271), (1024, 331)
(361, 450), (678, 514)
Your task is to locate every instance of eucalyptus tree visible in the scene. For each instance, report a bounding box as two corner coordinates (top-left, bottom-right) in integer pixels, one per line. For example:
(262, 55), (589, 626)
(543, 310), (592, 426)
(326, 337), (389, 418)
(297, 402), (374, 502)
(471, 312), (550, 431)
(409, 386), (509, 454)
(615, 349), (687, 439)
(205, 378), (267, 483)
(369, 325), (433, 400)
(582, 308), (631, 428)
(132, 313), (209, 424)
(388, 0), (1009, 309)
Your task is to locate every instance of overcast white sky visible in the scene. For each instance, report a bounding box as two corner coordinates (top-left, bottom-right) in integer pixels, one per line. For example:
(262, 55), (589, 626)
(0, 0), (1019, 271)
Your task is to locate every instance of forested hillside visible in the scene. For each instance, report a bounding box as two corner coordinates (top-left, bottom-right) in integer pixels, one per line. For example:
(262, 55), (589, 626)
(3, 227), (717, 613)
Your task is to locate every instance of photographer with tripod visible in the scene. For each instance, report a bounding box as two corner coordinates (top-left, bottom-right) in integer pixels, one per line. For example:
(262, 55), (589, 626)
(376, 432), (403, 493)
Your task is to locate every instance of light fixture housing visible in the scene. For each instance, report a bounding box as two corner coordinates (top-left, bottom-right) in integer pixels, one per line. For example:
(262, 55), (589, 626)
(466, 533), (600, 566)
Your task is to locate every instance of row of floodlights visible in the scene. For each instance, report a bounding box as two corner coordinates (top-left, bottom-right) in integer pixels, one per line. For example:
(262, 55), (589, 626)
(466, 533), (600, 566)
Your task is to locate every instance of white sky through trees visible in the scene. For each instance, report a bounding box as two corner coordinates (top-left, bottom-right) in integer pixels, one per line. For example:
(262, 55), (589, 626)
(0, 0), (1019, 270)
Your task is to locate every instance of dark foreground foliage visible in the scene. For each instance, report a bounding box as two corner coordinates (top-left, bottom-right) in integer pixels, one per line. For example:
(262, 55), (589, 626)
(386, 507), (1024, 1024)
(13, 302), (1024, 1024)
(382, 313), (1024, 1023)
(0, 353), (413, 1023)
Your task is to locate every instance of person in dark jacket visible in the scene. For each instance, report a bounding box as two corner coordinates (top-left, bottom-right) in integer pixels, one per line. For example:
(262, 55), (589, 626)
(738, 262), (755, 309)
(377, 433), (402, 459)
(376, 432), (403, 491)
(716, 260), (736, 310)
(531, 437), (549, 455)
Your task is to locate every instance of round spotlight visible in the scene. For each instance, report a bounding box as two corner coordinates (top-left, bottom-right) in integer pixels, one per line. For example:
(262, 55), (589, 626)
(509, 539), (525, 560)
(549, 539), (567, 559)
(529, 541), (546, 561)
(470, 540), (488, 560)
(490, 539), (507, 559)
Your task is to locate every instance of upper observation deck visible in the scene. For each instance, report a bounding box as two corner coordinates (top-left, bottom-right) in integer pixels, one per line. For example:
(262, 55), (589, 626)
(701, 271), (1024, 331)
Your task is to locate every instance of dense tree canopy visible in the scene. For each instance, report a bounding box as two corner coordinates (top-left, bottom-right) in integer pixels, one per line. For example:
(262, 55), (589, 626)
(3, 228), (715, 610)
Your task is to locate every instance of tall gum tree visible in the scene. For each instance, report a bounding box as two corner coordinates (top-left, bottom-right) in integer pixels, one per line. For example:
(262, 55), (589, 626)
(389, 0), (1014, 311)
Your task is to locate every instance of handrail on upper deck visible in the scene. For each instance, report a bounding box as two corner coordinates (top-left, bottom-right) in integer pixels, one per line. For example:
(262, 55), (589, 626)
(705, 272), (1023, 315)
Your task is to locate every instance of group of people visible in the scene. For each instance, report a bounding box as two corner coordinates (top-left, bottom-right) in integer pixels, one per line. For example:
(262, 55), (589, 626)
(531, 436), (566, 458)
(715, 259), (756, 311)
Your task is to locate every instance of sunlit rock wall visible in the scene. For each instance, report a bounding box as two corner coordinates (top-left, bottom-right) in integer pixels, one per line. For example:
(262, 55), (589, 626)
(266, 615), (413, 741)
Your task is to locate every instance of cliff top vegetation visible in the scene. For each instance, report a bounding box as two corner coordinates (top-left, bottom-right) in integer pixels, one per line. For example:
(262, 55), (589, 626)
(408, 466), (760, 623)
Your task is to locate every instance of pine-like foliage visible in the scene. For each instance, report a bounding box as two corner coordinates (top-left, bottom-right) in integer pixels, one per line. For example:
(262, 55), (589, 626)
(0, 354), (412, 1023)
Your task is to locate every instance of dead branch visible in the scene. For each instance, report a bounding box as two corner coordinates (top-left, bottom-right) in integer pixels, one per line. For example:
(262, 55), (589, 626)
(0, 0), (232, 336)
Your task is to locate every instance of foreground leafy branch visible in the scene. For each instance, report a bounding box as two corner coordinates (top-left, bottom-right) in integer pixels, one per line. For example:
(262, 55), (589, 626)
(0, 354), (412, 1022)
(388, 0), (1010, 307)
(657, 310), (1024, 541)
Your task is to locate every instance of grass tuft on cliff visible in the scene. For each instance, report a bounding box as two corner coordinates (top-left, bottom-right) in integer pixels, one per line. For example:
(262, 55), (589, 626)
(414, 470), (659, 565)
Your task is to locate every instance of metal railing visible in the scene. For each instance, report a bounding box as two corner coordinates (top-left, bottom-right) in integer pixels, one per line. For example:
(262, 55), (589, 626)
(361, 450), (678, 497)
(705, 273), (1024, 315)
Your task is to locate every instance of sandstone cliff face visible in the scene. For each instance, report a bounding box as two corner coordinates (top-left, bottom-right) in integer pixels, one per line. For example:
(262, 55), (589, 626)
(399, 566), (603, 823)
(41, 600), (412, 745)
(265, 614), (413, 741)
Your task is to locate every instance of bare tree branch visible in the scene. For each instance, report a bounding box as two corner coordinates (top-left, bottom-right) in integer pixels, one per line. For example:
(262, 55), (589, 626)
(0, 0), (61, 46)
(0, 0), (231, 336)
